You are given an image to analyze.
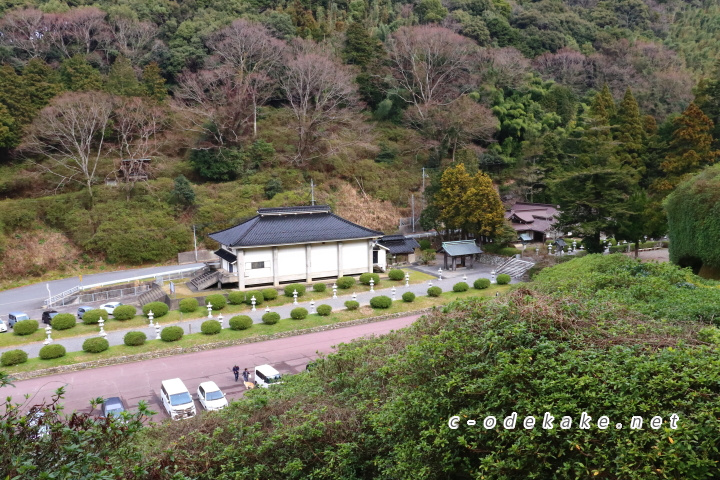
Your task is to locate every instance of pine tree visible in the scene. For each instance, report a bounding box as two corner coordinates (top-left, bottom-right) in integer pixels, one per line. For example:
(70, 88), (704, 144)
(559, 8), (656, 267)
(343, 22), (382, 67)
(590, 84), (616, 124)
(615, 88), (646, 172)
(142, 63), (167, 102)
(60, 55), (103, 92)
(106, 57), (144, 97)
(22, 58), (64, 112)
(170, 175), (196, 207)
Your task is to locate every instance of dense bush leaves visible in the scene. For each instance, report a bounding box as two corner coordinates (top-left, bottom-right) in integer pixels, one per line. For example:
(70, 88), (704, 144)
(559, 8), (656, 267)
(82, 337), (109, 353)
(39, 344), (66, 359)
(51, 313), (76, 330)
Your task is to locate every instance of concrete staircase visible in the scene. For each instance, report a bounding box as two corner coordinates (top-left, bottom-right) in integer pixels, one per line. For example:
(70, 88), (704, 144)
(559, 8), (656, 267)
(187, 269), (220, 292)
(496, 257), (535, 278)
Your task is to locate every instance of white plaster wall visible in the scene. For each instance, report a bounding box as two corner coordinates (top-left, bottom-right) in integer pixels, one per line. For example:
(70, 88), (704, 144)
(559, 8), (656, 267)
(244, 248), (273, 279)
(343, 241), (368, 270)
(376, 248), (387, 271)
(311, 243), (338, 277)
(278, 245), (306, 278)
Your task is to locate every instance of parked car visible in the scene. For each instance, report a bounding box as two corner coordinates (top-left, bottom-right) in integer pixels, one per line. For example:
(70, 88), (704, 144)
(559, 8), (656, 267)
(99, 302), (123, 315)
(159, 378), (196, 420)
(101, 397), (126, 418)
(254, 364), (283, 388)
(77, 306), (94, 319)
(0, 318), (7, 333)
(41, 310), (59, 325)
(196, 381), (228, 411)
(8, 312), (30, 328)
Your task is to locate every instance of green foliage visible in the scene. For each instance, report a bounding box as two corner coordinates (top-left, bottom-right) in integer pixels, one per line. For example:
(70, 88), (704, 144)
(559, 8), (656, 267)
(388, 269), (404, 281)
(337, 276), (356, 289)
(290, 307), (308, 320)
(402, 291), (416, 302)
(123, 331), (147, 346)
(106, 56), (144, 96)
(142, 62), (167, 102)
(170, 175), (196, 207)
(316, 304), (332, 316)
(416, 0), (448, 23)
(697, 326), (720, 344)
(229, 315), (253, 330)
(427, 286), (443, 297)
(51, 313), (76, 330)
(359, 273), (380, 285)
(60, 55), (102, 91)
(113, 305), (136, 321)
(262, 312), (280, 324)
(313, 283), (327, 292)
(496, 273), (511, 284)
(82, 337), (109, 353)
(39, 344), (66, 360)
(243, 291), (264, 305)
(420, 249), (437, 264)
(1, 349), (28, 366)
(179, 298), (199, 313)
(344, 300), (360, 310)
(370, 295), (392, 308)
(453, 282), (469, 292)
(82, 310), (108, 325)
(284, 284), (307, 297)
(419, 239), (432, 250)
(264, 178), (283, 200)
(190, 148), (243, 181)
(160, 326), (184, 342)
(227, 292), (245, 305)
(262, 288), (279, 300)
(204, 294), (227, 310)
(498, 247), (521, 256)
(474, 278), (491, 289)
(201, 319), (222, 334)
(143, 302), (169, 318)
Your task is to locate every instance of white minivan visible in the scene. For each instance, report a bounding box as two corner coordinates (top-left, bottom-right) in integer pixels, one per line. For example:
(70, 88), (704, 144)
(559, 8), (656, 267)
(254, 364), (283, 388)
(160, 378), (196, 420)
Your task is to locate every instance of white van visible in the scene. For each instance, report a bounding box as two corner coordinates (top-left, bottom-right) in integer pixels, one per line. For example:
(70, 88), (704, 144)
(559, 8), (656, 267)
(254, 364), (283, 388)
(160, 378), (196, 420)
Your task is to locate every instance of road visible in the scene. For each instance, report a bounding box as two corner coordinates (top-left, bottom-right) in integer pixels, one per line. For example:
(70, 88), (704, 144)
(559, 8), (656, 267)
(0, 314), (421, 422)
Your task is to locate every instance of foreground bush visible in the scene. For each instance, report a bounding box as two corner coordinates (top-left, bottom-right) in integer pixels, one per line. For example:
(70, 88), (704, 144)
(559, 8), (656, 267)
(359, 273), (380, 285)
(142, 302), (169, 318)
(160, 326), (183, 342)
(227, 291), (245, 305)
(82, 310), (108, 325)
(39, 344), (66, 360)
(123, 331), (147, 346)
(474, 278), (491, 289)
(290, 307), (308, 320)
(201, 320), (221, 335)
(370, 296), (392, 308)
(229, 315), (253, 330)
(497, 274), (511, 285)
(313, 283), (327, 292)
(262, 312), (280, 325)
(179, 298), (199, 313)
(1, 349), (28, 366)
(337, 276), (355, 289)
(51, 313), (76, 330)
(82, 337), (109, 353)
(344, 300), (360, 310)
(113, 305), (136, 321)
(262, 288), (278, 300)
(427, 286), (442, 297)
(284, 284), (306, 297)
(453, 282), (469, 292)
(316, 304), (332, 316)
(402, 292), (415, 302)
(204, 294), (227, 310)
(388, 269), (405, 281)
(13, 319), (39, 335)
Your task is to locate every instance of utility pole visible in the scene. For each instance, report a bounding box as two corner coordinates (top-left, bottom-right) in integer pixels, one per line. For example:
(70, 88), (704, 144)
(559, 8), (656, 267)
(310, 179), (315, 205)
(422, 167), (426, 192)
(193, 225), (198, 262)
(411, 194), (415, 232)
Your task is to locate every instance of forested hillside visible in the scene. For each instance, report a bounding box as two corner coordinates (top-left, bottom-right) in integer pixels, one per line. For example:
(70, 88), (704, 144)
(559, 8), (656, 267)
(0, 0), (718, 281)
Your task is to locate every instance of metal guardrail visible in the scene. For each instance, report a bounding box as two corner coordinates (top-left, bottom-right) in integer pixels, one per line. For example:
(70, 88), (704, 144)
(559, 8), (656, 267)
(52, 285), (152, 307)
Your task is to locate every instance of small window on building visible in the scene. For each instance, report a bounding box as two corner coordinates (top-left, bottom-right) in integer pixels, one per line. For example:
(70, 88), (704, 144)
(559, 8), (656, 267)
(250, 261), (265, 269)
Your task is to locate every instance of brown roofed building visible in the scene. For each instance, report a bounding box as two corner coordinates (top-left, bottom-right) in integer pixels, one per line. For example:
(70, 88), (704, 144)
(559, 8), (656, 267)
(505, 202), (560, 243)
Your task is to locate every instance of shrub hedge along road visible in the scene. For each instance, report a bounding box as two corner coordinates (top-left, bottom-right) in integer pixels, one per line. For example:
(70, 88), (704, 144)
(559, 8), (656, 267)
(229, 315), (253, 330)
(51, 313), (76, 330)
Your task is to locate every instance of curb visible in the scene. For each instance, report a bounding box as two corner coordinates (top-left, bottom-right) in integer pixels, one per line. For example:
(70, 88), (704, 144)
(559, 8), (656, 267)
(9, 307), (435, 381)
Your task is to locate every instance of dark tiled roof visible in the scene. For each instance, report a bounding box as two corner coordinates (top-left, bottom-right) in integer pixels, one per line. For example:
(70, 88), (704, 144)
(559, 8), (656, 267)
(214, 248), (237, 263)
(441, 240), (483, 256)
(378, 235), (421, 255)
(209, 207), (383, 247)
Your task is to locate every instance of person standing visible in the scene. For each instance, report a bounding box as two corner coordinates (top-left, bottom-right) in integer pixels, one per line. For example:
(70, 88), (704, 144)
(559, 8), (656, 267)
(232, 365), (240, 381)
(242, 368), (250, 383)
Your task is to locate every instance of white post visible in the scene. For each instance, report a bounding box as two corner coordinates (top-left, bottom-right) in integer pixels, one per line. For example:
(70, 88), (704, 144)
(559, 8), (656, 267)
(251, 296), (256, 312)
(98, 318), (107, 338)
(463, 274), (467, 282)
(391, 287), (396, 300)
(438, 268), (442, 280)
(352, 292), (357, 302)
(332, 283), (337, 299)
(44, 325), (52, 345)
(155, 323), (161, 340)
(293, 290), (298, 305)
(369, 278), (374, 292)
(207, 303), (213, 318)
(405, 272), (410, 288)
(310, 300), (315, 314)
(218, 313), (224, 327)
(265, 305), (270, 314)
(148, 310), (154, 327)
(428, 279), (433, 287)
(491, 271), (496, 284)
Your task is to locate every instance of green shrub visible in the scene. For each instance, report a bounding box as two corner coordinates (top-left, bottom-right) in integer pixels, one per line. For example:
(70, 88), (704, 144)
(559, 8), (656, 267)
(316, 304), (332, 316)
(201, 320), (222, 334)
(313, 283), (327, 292)
(82, 337), (109, 353)
(227, 291), (245, 305)
(427, 286), (442, 297)
(113, 305), (136, 321)
(453, 282), (469, 292)
(179, 298), (199, 313)
(370, 295), (392, 308)
(204, 294), (227, 310)
(244, 291), (264, 305)
(284, 283), (306, 297)
(290, 307), (308, 320)
(420, 249), (436, 264)
(160, 326), (183, 342)
(344, 300), (360, 310)
(402, 292), (415, 302)
(13, 319), (39, 335)
(51, 313), (76, 330)
(262, 312), (280, 324)
(262, 288), (278, 300)
(39, 344), (66, 360)
(142, 301), (169, 318)
(481, 243), (503, 254)
(474, 278), (491, 289)
(229, 315), (253, 330)
(123, 331), (147, 346)
(498, 247), (521, 257)
(698, 327), (720, 344)
(337, 276), (355, 289)
(497, 274), (511, 285)
(388, 269), (404, 281)
(419, 239), (431, 250)
(81, 309), (108, 325)
(359, 273), (380, 285)
(1, 349), (28, 366)
(575, 250), (589, 258)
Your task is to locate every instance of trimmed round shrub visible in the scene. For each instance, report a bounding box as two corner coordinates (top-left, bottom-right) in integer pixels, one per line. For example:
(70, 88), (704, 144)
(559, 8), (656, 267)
(497, 274), (511, 285)
(244, 291), (264, 306)
(201, 320), (222, 335)
(229, 315), (253, 330)
(39, 344), (66, 360)
(179, 298), (199, 313)
(388, 269), (405, 281)
(453, 282), (469, 292)
(284, 283), (306, 297)
(402, 292), (415, 302)
(160, 326), (184, 342)
(113, 305), (136, 321)
(13, 319), (39, 335)
(51, 313), (76, 330)
(337, 276), (355, 289)
(82, 309), (108, 325)
(313, 283), (327, 292)
(1, 349), (28, 366)
(344, 300), (360, 310)
(227, 291), (245, 305)
(474, 278), (491, 289)
(124, 331), (147, 346)
(290, 307), (308, 320)
(262, 288), (278, 300)
(82, 337), (109, 353)
(262, 312), (280, 325)
(316, 304), (332, 316)
(419, 239), (432, 250)
(369, 295), (392, 308)
(359, 273), (380, 285)
(204, 294), (227, 310)
(142, 301), (169, 318)
(427, 286), (442, 297)
(498, 247), (521, 257)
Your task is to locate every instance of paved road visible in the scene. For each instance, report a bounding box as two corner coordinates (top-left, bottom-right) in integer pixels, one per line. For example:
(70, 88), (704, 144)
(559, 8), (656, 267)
(0, 314), (421, 423)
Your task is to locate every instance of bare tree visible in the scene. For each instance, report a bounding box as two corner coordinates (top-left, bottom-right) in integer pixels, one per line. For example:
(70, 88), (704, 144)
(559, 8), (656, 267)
(0, 8), (49, 59)
(477, 47), (531, 89)
(22, 92), (114, 200)
(110, 16), (157, 61)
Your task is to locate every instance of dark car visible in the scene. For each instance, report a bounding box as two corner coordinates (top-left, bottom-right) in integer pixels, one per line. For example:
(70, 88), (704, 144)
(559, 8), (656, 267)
(101, 397), (126, 418)
(41, 310), (58, 325)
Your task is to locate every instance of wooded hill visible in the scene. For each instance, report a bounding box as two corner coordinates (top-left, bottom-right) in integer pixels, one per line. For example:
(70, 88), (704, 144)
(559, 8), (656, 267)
(0, 0), (718, 281)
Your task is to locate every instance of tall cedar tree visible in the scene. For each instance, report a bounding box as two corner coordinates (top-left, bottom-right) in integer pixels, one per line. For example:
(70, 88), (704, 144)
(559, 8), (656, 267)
(142, 63), (167, 102)
(694, 60), (720, 144)
(106, 56), (144, 97)
(615, 88), (646, 173)
(60, 55), (103, 91)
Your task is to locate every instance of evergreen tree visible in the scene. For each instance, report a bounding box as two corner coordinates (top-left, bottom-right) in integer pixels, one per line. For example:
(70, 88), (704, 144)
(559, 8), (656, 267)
(60, 55), (103, 92)
(590, 84), (616, 124)
(694, 61), (720, 144)
(615, 88), (646, 173)
(170, 175), (196, 207)
(107, 57), (144, 97)
(0, 103), (17, 150)
(343, 22), (382, 67)
(22, 58), (64, 112)
(142, 63), (167, 102)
